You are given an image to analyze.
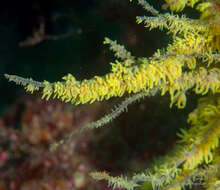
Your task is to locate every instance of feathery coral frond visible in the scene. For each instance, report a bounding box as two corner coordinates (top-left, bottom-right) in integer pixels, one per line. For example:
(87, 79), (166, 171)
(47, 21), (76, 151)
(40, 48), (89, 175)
(4, 0), (220, 189)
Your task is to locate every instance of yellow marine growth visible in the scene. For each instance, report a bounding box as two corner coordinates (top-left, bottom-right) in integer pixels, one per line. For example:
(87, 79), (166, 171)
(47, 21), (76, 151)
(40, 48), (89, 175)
(5, 0), (220, 109)
(5, 0), (220, 190)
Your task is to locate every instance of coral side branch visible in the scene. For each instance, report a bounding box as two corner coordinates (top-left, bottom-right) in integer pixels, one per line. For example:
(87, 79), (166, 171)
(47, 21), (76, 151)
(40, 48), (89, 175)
(136, 14), (207, 35)
(4, 63), (220, 110)
(4, 74), (44, 88)
(4, 74), (44, 93)
(137, 0), (159, 16)
(90, 171), (139, 190)
(104, 37), (135, 64)
(50, 90), (157, 151)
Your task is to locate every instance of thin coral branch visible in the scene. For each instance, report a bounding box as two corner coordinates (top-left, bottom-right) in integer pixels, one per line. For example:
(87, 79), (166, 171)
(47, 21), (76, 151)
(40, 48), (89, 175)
(90, 172), (139, 190)
(104, 37), (135, 66)
(4, 74), (44, 88)
(137, 0), (159, 16)
(50, 89), (157, 151)
(136, 13), (207, 35)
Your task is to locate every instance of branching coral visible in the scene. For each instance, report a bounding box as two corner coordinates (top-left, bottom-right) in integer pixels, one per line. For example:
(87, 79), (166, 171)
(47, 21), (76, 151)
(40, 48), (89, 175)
(4, 0), (220, 189)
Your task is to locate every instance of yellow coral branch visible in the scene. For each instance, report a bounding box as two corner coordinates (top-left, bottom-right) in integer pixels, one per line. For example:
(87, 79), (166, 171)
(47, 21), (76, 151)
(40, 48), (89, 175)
(177, 97), (220, 169)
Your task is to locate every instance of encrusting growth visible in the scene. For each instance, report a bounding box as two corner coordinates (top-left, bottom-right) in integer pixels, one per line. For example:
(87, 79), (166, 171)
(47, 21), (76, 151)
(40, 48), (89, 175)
(5, 0), (220, 189)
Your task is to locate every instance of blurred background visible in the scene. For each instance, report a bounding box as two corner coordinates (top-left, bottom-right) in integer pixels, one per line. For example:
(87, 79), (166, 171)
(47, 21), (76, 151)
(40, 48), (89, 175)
(0, 0), (198, 189)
